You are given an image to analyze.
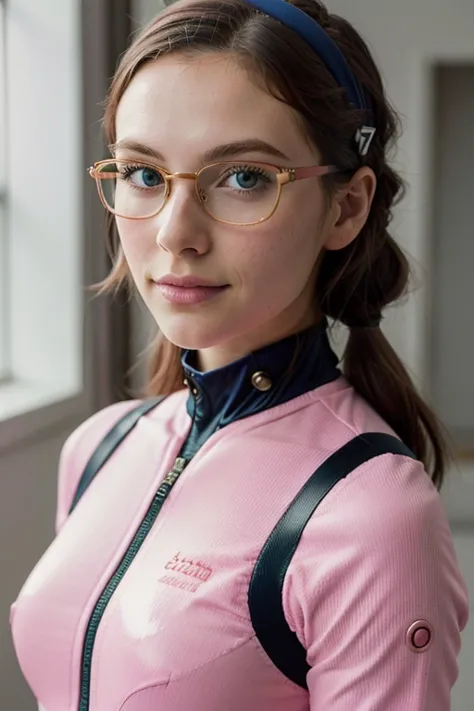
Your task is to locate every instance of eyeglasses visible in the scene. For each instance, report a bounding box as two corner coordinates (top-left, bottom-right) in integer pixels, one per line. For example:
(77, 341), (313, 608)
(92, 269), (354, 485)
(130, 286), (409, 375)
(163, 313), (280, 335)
(88, 158), (339, 226)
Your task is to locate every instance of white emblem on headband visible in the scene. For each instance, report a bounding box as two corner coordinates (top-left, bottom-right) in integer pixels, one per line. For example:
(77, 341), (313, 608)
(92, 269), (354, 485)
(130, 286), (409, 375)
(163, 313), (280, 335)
(355, 125), (376, 156)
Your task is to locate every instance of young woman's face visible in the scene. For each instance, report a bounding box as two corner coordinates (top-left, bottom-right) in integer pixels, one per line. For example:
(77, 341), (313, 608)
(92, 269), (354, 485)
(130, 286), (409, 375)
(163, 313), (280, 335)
(114, 53), (337, 370)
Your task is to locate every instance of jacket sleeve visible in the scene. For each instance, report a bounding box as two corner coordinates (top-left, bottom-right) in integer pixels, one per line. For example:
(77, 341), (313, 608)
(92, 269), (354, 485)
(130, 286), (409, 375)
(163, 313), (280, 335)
(283, 453), (469, 710)
(55, 401), (141, 534)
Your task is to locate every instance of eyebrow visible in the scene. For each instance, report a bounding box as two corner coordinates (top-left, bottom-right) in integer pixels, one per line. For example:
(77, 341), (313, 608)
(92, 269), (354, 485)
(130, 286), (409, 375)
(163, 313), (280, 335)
(109, 138), (291, 163)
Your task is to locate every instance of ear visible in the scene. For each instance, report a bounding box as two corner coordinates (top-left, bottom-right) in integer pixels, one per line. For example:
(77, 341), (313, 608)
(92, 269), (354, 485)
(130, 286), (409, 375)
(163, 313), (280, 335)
(324, 167), (377, 251)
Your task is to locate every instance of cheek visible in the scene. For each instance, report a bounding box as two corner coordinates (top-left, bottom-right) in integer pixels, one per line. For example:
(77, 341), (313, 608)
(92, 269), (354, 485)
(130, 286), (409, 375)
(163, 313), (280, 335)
(116, 220), (153, 283)
(242, 212), (322, 302)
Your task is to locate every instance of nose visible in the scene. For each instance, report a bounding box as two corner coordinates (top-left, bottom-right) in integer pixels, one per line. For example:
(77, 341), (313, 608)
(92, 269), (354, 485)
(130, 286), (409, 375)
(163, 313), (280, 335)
(155, 179), (212, 256)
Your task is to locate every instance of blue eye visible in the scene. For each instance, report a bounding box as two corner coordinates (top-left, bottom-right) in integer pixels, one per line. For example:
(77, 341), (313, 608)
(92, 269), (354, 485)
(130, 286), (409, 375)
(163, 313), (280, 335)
(231, 170), (260, 190)
(121, 165), (164, 189)
(219, 165), (273, 194)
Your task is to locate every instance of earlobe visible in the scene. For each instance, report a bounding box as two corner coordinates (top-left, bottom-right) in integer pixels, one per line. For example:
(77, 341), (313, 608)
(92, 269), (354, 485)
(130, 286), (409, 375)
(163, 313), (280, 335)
(324, 224), (356, 252)
(324, 167), (376, 252)
(323, 194), (357, 252)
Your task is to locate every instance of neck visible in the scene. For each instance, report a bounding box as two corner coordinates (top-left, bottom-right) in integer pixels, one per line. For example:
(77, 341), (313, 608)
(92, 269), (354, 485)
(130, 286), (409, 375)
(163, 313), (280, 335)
(196, 304), (324, 372)
(178, 320), (340, 461)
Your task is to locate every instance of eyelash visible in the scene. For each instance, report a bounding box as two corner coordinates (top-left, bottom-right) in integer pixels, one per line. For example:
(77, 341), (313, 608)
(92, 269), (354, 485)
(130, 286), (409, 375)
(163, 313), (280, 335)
(119, 164), (161, 180)
(218, 164), (272, 193)
(116, 162), (273, 197)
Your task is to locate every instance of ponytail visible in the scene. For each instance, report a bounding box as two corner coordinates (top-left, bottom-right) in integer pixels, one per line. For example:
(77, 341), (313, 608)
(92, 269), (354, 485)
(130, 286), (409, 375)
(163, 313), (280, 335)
(318, 197), (449, 490)
(344, 328), (449, 489)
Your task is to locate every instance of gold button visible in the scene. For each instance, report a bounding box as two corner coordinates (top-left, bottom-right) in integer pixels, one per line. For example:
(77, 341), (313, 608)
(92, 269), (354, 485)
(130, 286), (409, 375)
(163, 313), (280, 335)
(251, 371), (272, 392)
(183, 378), (189, 387)
(192, 387), (199, 396)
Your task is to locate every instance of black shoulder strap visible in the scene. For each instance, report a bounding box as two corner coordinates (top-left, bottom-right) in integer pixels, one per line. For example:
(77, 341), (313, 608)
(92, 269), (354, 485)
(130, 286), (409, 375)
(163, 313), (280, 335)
(248, 432), (416, 690)
(68, 397), (166, 515)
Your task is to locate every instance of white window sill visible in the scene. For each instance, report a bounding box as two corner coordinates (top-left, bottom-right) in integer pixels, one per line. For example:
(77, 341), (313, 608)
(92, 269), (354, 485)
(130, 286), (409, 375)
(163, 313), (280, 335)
(0, 378), (89, 453)
(0, 378), (79, 422)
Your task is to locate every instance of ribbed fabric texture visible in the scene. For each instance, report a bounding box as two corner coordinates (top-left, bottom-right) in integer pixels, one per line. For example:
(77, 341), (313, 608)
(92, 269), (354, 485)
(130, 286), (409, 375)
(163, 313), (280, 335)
(10, 378), (469, 711)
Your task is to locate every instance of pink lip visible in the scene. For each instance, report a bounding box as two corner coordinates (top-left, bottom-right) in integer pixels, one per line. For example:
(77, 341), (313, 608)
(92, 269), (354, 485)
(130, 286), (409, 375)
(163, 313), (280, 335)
(156, 274), (225, 288)
(155, 283), (229, 305)
(152, 274), (229, 305)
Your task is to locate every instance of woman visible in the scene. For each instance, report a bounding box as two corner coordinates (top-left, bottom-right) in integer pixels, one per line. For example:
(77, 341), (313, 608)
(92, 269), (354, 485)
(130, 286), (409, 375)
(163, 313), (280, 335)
(10, 0), (469, 709)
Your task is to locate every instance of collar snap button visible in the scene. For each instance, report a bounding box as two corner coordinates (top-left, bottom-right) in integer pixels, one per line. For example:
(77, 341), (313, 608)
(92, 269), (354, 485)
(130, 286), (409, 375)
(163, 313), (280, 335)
(184, 375), (199, 397)
(251, 371), (272, 392)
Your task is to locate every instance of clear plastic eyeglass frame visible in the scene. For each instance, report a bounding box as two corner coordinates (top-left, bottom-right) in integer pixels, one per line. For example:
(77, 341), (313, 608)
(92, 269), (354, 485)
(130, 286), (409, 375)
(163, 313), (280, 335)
(88, 158), (340, 227)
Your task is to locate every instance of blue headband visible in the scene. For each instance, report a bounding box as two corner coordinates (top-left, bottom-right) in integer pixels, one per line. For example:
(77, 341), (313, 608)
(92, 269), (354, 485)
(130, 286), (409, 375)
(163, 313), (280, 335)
(242, 0), (376, 155)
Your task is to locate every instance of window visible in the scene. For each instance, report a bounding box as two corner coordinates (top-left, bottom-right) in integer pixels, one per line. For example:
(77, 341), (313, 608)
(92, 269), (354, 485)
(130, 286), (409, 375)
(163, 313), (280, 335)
(0, 0), (136, 450)
(0, 0), (84, 433)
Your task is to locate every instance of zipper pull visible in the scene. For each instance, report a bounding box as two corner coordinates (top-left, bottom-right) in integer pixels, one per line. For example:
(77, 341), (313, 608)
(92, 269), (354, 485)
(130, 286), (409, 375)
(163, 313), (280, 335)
(162, 457), (188, 487)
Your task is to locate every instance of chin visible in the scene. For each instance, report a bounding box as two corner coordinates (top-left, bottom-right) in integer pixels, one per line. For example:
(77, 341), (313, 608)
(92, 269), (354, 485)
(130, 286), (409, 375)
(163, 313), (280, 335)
(155, 317), (230, 352)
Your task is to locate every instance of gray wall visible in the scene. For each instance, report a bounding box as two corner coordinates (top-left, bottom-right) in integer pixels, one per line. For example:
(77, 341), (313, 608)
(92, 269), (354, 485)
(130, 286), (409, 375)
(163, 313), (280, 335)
(429, 66), (474, 709)
(1, 424), (83, 710)
(430, 66), (474, 442)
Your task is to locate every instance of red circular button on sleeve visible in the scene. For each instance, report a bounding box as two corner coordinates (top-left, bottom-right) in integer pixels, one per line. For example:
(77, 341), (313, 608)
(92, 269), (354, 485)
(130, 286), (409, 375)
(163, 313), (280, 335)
(406, 620), (434, 653)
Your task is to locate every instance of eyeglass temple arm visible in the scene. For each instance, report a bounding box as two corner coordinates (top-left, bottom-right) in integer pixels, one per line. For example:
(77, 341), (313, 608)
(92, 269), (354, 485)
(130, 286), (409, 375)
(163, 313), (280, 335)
(278, 165), (339, 185)
(292, 165), (339, 180)
(88, 166), (117, 179)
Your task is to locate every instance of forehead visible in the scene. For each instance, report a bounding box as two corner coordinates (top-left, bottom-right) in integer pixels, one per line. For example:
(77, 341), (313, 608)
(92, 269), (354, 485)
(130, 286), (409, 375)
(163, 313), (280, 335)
(115, 53), (316, 163)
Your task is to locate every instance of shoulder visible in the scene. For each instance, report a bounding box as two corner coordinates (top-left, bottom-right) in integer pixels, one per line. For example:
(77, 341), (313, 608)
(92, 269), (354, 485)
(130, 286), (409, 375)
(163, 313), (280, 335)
(283, 450), (469, 708)
(55, 400), (146, 533)
(314, 376), (398, 442)
(306, 450), (444, 546)
(286, 451), (468, 627)
(306, 381), (446, 543)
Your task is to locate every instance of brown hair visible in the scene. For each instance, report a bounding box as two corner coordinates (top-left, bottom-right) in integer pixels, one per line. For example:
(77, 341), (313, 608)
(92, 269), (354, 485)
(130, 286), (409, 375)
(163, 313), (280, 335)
(99, 0), (449, 487)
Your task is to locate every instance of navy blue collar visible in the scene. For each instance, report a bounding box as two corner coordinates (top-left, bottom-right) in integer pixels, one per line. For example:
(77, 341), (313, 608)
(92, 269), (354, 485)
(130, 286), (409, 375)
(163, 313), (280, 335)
(178, 322), (340, 460)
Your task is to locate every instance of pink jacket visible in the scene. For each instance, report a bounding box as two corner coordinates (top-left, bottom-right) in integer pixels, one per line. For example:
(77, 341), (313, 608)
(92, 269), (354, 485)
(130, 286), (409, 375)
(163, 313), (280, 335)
(10, 377), (469, 710)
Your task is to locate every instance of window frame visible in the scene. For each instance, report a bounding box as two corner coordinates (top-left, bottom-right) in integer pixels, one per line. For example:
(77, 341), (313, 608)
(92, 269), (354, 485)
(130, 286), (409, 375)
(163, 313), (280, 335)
(0, 0), (133, 453)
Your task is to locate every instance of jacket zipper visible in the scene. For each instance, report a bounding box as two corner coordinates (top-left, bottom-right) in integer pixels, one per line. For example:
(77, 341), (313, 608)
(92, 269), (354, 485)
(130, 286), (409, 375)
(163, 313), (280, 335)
(78, 456), (188, 711)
